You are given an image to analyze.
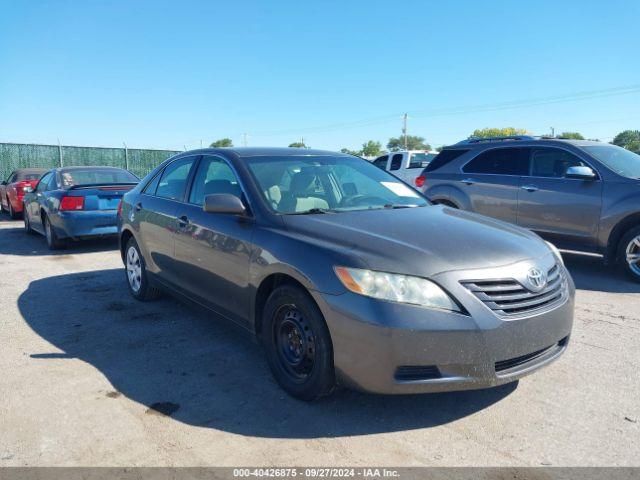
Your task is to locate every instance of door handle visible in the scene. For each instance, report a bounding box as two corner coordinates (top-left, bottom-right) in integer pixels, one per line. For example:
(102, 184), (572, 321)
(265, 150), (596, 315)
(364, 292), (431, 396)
(521, 185), (539, 192)
(461, 178), (475, 185)
(178, 215), (190, 229)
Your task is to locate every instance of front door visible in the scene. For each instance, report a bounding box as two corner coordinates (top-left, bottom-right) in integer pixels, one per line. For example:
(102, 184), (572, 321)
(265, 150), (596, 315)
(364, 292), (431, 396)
(517, 147), (603, 248)
(174, 155), (255, 326)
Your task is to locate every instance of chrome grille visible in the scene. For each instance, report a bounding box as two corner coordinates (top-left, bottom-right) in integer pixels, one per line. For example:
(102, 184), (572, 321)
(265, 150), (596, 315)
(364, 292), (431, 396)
(462, 263), (567, 317)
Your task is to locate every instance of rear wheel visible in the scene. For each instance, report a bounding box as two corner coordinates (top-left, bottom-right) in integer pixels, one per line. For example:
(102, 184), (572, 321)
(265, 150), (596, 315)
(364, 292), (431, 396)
(8, 199), (19, 219)
(262, 285), (335, 400)
(24, 209), (34, 234)
(125, 237), (161, 301)
(619, 226), (640, 283)
(44, 215), (65, 250)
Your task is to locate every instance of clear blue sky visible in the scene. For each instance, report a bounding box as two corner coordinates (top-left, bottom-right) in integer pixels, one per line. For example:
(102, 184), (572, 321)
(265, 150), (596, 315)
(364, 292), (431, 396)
(1, 0), (639, 151)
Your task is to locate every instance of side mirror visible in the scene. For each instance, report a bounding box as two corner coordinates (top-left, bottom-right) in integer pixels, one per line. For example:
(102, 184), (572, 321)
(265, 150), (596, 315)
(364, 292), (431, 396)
(203, 194), (247, 215)
(566, 165), (596, 180)
(24, 185), (34, 193)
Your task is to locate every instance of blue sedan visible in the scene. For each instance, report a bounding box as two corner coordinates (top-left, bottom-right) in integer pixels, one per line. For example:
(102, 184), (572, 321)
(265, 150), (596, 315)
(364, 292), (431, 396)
(23, 166), (139, 249)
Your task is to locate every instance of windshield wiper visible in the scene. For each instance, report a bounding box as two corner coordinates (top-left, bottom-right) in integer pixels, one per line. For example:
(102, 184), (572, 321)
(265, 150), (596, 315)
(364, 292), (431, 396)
(383, 204), (422, 209)
(289, 208), (334, 215)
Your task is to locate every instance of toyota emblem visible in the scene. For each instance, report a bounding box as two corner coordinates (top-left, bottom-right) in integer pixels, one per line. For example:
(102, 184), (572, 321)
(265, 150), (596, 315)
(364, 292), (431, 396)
(527, 268), (547, 291)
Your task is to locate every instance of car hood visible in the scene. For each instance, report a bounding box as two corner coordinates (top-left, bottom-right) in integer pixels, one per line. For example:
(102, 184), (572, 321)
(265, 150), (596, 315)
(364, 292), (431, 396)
(282, 206), (552, 277)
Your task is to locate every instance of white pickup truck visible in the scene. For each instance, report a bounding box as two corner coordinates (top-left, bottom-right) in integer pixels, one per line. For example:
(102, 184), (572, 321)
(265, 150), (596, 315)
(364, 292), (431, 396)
(371, 150), (438, 186)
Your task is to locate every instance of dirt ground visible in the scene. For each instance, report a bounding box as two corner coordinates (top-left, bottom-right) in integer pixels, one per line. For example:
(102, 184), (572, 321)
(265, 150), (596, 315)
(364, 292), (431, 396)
(0, 215), (638, 466)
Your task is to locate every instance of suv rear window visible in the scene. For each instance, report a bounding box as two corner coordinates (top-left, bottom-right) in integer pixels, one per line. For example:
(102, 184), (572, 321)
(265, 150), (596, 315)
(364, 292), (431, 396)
(425, 149), (469, 172)
(463, 148), (527, 175)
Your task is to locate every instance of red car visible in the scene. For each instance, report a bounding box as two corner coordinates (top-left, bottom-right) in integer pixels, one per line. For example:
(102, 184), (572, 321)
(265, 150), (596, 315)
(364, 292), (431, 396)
(1, 168), (47, 219)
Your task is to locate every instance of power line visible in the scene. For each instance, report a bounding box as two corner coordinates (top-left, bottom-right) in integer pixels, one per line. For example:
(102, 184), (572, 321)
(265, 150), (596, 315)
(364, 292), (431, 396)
(244, 84), (640, 138)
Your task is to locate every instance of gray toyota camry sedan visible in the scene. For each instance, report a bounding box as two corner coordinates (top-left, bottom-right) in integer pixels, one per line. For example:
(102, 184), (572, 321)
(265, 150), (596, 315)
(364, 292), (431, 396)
(118, 147), (574, 400)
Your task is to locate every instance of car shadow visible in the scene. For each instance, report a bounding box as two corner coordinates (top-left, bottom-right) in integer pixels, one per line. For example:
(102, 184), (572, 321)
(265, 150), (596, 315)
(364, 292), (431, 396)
(561, 251), (640, 293)
(0, 219), (118, 256)
(18, 268), (517, 439)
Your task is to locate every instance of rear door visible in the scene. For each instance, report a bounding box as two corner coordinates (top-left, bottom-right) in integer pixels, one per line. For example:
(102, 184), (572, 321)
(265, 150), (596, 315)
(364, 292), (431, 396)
(517, 147), (603, 248)
(173, 155), (255, 326)
(135, 156), (198, 285)
(459, 147), (527, 223)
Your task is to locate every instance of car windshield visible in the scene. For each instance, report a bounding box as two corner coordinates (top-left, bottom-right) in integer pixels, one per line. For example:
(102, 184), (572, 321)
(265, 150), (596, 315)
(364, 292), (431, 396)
(246, 155), (428, 214)
(408, 152), (437, 169)
(583, 145), (640, 179)
(60, 168), (139, 187)
(15, 172), (43, 181)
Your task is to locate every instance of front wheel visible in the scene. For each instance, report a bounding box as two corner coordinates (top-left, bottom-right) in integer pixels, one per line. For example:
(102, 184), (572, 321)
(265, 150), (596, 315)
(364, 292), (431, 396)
(619, 226), (640, 283)
(261, 285), (335, 400)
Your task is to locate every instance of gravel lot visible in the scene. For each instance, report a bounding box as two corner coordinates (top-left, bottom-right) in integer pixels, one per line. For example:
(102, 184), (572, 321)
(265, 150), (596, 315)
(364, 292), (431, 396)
(0, 214), (638, 466)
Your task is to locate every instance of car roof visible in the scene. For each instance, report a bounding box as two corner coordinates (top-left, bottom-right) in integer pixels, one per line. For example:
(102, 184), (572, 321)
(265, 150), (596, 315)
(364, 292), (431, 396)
(445, 137), (606, 150)
(178, 147), (351, 158)
(57, 165), (129, 172)
(12, 168), (48, 174)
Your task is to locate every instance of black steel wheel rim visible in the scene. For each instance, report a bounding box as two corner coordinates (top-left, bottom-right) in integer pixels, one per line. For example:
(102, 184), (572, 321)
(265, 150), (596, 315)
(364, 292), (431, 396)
(273, 305), (316, 381)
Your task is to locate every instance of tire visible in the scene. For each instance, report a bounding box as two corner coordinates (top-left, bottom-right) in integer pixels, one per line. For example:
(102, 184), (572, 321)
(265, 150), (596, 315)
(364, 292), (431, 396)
(261, 285), (335, 400)
(125, 237), (161, 301)
(8, 199), (19, 219)
(43, 215), (66, 250)
(618, 226), (640, 283)
(24, 209), (34, 234)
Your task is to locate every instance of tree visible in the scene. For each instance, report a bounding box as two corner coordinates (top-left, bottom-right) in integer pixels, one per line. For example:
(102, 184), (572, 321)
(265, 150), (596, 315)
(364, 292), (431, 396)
(471, 127), (528, 138)
(340, 147), (361, 156)
(387, 135), (431, 151)
(210, 138), (233, 148)
(613, 130), (640, 151)
(559, 132), (584, 140)
(288, 141), (308, 148)
(360, 140), (383, 157)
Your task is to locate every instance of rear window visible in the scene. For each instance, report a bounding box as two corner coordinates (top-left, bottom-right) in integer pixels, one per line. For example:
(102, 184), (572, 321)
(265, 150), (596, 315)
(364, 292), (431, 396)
(60, 169), (138, 187)
(463, 148), (527, 175)
(425, 149), (469, 172)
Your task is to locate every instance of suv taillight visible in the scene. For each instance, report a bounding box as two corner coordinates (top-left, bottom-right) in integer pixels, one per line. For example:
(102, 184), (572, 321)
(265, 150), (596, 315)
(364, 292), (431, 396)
(117, 199), (123, 217)
(415, 175), (426, 188)
(60, 196), (84, 211)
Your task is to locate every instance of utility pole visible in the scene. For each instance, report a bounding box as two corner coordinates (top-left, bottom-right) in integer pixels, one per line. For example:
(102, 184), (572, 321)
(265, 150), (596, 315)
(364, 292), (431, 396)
(402, 113), (408, 150)
(242, 133), (248, 147)
(123, 142), (129, 171)
(550, 127), (555, 138)
(57, 138), (63, 167)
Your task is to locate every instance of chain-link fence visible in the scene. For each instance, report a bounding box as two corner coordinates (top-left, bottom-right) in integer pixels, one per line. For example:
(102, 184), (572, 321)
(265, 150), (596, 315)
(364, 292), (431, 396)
(0, 142), (179, 181)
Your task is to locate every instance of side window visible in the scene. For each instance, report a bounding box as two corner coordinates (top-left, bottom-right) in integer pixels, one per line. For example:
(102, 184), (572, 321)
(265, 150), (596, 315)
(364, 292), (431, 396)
(425, 149), (470, 172)
(36, 173), (52, 192)
(155, 157), (196, 201)
(189, 156), (241, 205)
(47, 173), (58, 191)
(530, 148), (587, 178)
(373, 156), (388, 169)
(143, 171), (162, 195)
(390, 154), (403, 171)
(7, 172), (17, 183)
(463, 148), (526, 175)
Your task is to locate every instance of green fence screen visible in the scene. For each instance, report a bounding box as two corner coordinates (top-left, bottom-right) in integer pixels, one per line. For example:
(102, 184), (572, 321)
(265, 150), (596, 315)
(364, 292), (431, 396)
(0, 142), (180, 181)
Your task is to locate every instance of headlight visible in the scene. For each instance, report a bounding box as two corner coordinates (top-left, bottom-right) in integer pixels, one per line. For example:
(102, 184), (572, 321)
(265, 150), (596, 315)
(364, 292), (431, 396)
(545, 241), (564, 266)
(334, 266), (461, 312)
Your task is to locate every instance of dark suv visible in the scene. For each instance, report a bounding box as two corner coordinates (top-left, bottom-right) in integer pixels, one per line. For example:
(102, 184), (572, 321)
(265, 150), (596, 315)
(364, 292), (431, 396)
(419, 136), (640, 281)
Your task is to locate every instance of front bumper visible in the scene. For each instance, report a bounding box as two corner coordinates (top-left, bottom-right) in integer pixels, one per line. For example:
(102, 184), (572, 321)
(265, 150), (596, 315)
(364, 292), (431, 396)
(315, 256), (574, 394)
(51, 210), (119, 239)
